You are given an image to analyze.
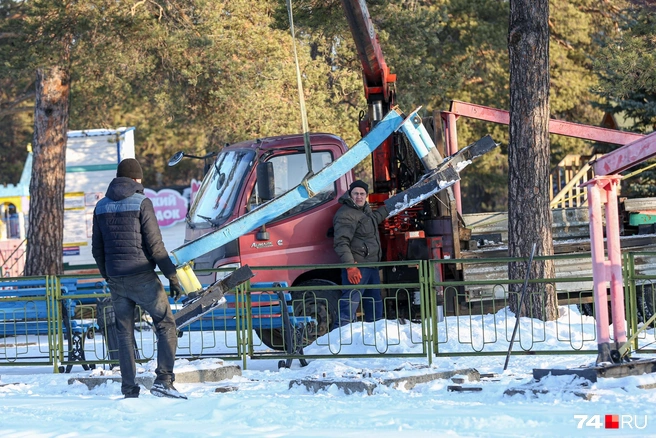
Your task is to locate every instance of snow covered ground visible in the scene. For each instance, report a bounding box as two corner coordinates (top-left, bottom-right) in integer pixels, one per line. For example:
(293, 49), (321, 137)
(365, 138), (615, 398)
(2, 305), (656, 437)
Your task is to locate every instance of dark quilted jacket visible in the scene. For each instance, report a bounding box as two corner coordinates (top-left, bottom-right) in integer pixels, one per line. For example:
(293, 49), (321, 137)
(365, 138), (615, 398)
(333, 192), (388, 264)
(92, 177), (176, 279)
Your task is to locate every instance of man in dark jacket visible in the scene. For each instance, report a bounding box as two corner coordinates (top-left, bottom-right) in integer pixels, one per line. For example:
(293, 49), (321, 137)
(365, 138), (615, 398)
(332, 180), (388, 329)
(92, 158), (186, 399)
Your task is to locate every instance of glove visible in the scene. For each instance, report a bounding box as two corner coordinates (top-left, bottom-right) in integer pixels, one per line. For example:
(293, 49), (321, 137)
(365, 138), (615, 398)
(346, 267), (362, 285)
(169, 277), (184, 302)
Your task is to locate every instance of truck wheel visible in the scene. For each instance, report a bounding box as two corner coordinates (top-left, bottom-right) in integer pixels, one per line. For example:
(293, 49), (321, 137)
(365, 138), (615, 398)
(254, 279), (340, 351)
(255, 326), (286, 351)
(290, 279), (340, 345)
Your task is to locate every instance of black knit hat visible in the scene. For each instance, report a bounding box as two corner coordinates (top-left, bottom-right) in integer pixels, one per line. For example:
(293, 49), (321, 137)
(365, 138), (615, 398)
(349, 180), (369, 195)
(117, 158), (143, 180)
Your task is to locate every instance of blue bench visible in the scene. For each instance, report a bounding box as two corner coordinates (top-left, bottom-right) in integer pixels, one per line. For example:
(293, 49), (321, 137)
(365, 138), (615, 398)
(0, 278), (96, 372)
(174, 282), (315, 369)
(59, 278), (108, 305)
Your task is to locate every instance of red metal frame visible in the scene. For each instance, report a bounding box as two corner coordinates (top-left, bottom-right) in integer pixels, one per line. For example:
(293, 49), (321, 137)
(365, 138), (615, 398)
(593, 131), (656, 176)
(582, 176), (626, 363)
(583, 132), (656, 363)
(441, 100), (645, 215)
(447, 100), (644, 145)
(444, 100), (655, 363)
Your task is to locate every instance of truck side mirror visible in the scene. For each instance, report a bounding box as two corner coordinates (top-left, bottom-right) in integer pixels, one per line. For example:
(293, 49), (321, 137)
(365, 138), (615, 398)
(256, 162), (275, 201)
(168, 151), (184, 167)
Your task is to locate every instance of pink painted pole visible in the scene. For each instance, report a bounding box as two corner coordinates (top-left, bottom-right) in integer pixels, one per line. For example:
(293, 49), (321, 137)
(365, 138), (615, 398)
(445, 112), (461, 215)
(586, 181), (612, 363)
(604, 176), (627, 346)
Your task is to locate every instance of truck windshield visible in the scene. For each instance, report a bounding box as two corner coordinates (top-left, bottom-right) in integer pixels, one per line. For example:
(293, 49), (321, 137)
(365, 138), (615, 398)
(187, 149), (255, 228)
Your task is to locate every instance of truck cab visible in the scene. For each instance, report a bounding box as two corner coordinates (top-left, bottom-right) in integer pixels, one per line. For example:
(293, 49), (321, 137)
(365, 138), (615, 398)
(185, 133), (352, 289)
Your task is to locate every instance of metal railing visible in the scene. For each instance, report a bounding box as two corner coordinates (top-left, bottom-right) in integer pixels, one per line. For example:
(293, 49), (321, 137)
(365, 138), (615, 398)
(0, 276), (61, 370)
(1, 253), (655, 372)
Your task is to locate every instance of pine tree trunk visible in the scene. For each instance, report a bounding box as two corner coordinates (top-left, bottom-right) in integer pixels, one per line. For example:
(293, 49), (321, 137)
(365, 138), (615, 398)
(24, 66), (70, 276)
(507, 0), (557, 321)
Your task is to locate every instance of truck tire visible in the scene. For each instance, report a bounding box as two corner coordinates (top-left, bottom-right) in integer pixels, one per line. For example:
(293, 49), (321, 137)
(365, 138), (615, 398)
(255, 279), (340, 351)
(290, 279), (340, 345)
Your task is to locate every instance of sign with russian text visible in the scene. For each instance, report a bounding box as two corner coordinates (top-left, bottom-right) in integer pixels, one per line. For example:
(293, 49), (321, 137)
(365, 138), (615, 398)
(144, 188), (188, 228)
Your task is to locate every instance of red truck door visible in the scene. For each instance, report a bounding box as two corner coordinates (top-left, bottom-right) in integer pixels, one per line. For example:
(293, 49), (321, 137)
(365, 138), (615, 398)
(238, 144), (351, 285)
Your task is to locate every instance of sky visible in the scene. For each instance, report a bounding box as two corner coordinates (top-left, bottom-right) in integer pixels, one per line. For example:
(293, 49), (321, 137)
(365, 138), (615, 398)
(2, 305), (656, 438)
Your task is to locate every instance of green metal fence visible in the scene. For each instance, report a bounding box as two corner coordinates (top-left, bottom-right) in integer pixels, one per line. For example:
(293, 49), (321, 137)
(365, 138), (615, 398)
(0, 275), (61, 370)
(623, 251), (656, 354)
(1, 252), (655, 372)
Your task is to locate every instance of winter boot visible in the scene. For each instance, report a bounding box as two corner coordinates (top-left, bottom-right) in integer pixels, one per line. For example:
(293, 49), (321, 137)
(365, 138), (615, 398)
(123, 386), (140, 399)
(150, 381), (188, 399)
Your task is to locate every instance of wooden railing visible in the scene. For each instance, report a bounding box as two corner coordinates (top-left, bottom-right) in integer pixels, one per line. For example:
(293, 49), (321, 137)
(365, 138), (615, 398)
(549, 154), (597, 209)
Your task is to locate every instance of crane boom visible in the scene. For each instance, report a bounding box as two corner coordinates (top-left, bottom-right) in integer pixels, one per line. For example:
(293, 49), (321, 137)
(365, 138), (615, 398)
(341, 0), (400, 192)
(341, 0), (396, 105)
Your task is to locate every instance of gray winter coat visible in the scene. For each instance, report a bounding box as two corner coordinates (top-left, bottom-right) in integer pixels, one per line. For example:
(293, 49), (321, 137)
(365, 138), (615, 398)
(333, 192), (388, 264)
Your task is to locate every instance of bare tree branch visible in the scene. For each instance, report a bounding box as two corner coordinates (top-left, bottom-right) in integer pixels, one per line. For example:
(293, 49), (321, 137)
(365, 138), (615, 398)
(0, 90), (36, 118)
(0, 105), (33, 119)
(0, 32), (21, 39)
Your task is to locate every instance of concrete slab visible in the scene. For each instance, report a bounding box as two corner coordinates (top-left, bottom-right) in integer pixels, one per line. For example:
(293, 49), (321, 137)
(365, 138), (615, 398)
(637, 382), (656, 390)
(509, 364), (656, 400)
(69, 365), (241, 390)
(447, 385), (482, 392)
(596, 358), (656, 379)
(380, 368), (480, 390)
(70, 374), (153, 390)
(290, 368), (480, 395)
(214, 386), (238, 393)
(533, 367), (598, 383)
(534, 358), (656, 383)
(290, 378), (377, 395)
(504, 386), (595, 401)
(173, 366), (242, 384)
(505, 374), (594, 401)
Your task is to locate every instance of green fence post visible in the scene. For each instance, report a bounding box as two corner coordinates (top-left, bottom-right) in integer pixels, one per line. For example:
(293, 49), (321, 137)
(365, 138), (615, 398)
(243, 282), (252, 370)
(422, 259), (433, 365)
(50, 275), (64, 373)
(625, 252), (639, 353)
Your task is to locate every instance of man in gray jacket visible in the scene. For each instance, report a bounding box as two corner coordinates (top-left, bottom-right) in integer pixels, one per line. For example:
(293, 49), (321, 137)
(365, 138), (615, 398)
(92, 158), (186, 399)
(332, 180), (388, 329)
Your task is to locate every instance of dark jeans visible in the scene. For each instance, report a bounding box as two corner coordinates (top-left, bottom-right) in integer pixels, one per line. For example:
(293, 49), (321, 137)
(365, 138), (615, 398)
(108, 270), (177, 396)
(333, 267), (383, 329)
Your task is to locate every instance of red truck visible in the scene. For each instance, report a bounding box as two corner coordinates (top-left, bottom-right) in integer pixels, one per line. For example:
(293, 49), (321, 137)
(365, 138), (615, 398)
(169, 1), (462, 348)
(179, 128), (432, 348)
